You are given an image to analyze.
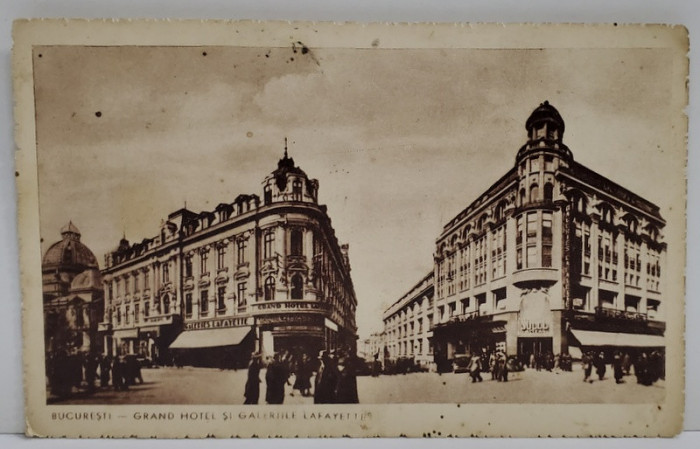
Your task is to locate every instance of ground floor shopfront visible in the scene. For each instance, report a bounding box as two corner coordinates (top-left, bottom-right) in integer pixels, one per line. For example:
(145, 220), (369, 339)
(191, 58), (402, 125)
(159, 312), (357, 369)
(430, 306), (665, 371)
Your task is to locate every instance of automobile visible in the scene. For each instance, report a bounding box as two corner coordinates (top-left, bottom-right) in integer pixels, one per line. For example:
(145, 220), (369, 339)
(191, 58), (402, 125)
(452, 354), (471, 373)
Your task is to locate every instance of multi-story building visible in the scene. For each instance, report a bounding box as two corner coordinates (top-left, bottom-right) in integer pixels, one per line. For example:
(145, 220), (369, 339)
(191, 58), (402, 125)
(42, 222), (104, 358)
(407, 101), (665, 370)
(99, 149), (358, 368)
(382, 272), (435, 370)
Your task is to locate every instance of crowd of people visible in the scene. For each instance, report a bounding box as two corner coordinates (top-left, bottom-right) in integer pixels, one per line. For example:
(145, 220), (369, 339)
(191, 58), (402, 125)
(47, 350), (144, 399)
(244, 348), (360, 405)
(581, 350), (664, 385)
(526, 351), (574, 372)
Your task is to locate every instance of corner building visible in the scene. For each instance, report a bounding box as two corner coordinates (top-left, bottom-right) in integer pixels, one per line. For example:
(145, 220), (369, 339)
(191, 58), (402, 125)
(430, 101), (666, 370)
(100, 150), (358, 367)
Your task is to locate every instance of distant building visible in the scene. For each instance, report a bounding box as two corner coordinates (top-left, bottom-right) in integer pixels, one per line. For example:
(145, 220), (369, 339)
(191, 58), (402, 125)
(382, 272), (435, 370)
(100, 149), (358, 368)
(385, 101), (666, 371)
(42, 222), (104, 358)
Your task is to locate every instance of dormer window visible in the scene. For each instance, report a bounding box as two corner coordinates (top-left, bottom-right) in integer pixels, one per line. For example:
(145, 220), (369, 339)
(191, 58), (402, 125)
(264, 185), (272, 205)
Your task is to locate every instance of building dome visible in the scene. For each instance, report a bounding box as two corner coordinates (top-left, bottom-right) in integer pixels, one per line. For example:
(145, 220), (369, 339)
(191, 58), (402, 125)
(70, 268), (102, 292)
(525, 100), (565, 135)
(42, 222), (99, 270)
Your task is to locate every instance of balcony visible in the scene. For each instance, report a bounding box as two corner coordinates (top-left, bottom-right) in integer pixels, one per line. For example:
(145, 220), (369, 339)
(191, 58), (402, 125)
(595, 306), (647, 322)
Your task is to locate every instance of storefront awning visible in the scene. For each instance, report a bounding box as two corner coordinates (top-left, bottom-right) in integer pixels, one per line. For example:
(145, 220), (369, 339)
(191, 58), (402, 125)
(170, 326), (252, 349)
(491, 326), (506, 334)
(571, 329), (665, 348)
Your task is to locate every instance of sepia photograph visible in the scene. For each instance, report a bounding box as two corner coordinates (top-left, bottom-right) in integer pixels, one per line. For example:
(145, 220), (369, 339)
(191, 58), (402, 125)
(13, 20), (687, 437)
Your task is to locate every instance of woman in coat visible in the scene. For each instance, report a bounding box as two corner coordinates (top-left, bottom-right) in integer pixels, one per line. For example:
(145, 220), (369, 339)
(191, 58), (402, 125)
(244, 353), (262, 404)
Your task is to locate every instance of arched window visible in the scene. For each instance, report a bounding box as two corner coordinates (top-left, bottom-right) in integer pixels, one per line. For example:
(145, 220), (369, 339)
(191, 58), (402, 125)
(544, 183), (554, 202)
(163, 294), (170, 314)
(494, 201), (506, 221)
(291, 274), (304, 299)
(291, 229), (303, 256)
(292, 180), (302, 201)
(263, 230), (275, 259)
(264, 276), (276, 301)
(529, 184), (539, 203)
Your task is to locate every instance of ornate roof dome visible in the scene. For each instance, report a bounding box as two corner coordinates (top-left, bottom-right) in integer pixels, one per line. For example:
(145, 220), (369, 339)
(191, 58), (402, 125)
(70, 268), (102, 292)
(525, 100), (565, 134)
(42, 222), (99, 271)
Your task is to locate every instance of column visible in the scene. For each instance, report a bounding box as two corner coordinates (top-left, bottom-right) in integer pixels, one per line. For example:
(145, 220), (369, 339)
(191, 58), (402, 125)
(589, 216), (600, 312)
(616, 231), (626, 311)
(639, 240), (649, 314)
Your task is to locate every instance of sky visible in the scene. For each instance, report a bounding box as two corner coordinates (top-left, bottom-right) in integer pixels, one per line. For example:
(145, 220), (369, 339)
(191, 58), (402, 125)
(33, 44), (682, 339)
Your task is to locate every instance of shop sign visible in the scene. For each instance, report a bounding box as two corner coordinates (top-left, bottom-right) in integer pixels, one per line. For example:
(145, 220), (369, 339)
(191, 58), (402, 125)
(518, 288), (553, 337)
(184, 316), (248, 330)
(256, 314), (323, 326)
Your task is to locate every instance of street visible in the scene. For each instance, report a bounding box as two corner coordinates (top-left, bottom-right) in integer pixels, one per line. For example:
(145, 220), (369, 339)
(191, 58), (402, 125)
(51, 365), (665, 405)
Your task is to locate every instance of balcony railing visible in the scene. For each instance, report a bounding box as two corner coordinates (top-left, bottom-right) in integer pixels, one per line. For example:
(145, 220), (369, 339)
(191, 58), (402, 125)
(595, 306), (647, 322)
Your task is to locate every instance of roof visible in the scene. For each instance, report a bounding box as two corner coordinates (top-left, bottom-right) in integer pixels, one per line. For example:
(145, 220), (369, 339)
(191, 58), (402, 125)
(42, 223), (99, 270)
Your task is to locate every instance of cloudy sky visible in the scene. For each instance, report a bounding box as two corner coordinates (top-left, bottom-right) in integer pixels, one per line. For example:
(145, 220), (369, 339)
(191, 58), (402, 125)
(33, 44), (681, 338)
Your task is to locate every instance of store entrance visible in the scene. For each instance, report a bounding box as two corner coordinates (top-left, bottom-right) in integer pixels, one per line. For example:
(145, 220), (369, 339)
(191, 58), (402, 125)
(518, 337), (553, 368)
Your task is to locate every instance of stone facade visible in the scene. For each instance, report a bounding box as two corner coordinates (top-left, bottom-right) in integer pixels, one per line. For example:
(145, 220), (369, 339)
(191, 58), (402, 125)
(100, 150), (357, 368)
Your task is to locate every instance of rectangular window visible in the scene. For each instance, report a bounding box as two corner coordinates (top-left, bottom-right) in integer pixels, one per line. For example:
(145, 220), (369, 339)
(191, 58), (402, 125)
(185, 256), (193, 277)
(237, 239), (246, 265)
(133, 273), (139, 293)
(144, 301), (149, 318)
(162, 263), (169, 283)
(134, 303), (140, 323)
(144, 269), (149, 287)
(185, 293), (193, 316)
(200, 290), (209, 314)
(527, 245), (538, 268)
(125, 276), (130, 293)
(217, 286), (226, 311)
(125, 305), (130, 325)
(264, 231), (275, 259)
(542, 245), (552, 267)
(237, 282), (247, 307)
(201, 251), (208, 274)
(217, 246), (226, 270)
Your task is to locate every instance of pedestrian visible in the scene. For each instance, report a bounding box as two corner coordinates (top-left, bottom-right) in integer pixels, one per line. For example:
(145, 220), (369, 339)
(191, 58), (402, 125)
(100, 355), (111, 388)
(468, 353), (483, 383)
(335, 354), (359, 403)
(582, 351), (592, 382)
(292, 353), (313, 397)
(265, 352), (289, 404)
(489, 352), (497, 380)
(613, 351), (624, 384)
(497, 352), (508, 382)
(622, 352), (632, 375)
(595, 351), (606, 381)
(529, 352), (536, 369)
(314, 350), (338, 404)
(244, 352), (262, 404)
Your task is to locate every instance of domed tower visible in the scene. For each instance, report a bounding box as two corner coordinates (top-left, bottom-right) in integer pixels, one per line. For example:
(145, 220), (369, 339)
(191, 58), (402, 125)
(42, 221), (99, 301)
(515, 101), (572, 208)
(261, 139), (319, 206)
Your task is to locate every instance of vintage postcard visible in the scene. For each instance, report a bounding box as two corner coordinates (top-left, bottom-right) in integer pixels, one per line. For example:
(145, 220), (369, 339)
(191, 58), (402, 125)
(13, 20), (687, 437)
